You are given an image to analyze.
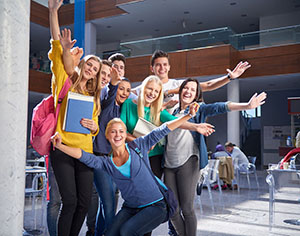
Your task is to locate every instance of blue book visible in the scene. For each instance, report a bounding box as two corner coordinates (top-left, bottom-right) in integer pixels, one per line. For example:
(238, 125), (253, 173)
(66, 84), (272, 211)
(63, 92), (94, 134)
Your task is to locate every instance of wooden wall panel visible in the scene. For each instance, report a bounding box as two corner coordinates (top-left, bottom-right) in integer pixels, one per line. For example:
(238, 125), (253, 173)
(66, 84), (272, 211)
(168, 51), (187, 78)
(125, 56), (151, 82)
(186, 45), (231, 77)
(237, 44), (300, 77)
(29, 70), (51, 94)
(30, 1), (49, 27)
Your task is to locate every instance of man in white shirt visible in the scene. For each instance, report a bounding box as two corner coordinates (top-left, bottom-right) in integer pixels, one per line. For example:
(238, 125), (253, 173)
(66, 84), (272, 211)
(225, 142), (249, 169)
(132, 50), (251, 113)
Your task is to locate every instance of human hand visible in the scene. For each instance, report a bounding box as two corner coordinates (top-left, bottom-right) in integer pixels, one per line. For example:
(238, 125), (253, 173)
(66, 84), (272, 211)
(247, 92), (267, 109)
(162, 100), (178, 111)
(110, 67), (122, 86)
(70, 47), (83, 67)
(59, 28), (76, 50)
(80, 119), (98, 134)
(195, 123), (215, 136)
(51, 132), (62, 149)
(48, 0), (63, 11)
(188, 102), (200, 117)
(227, 61), (251, 79)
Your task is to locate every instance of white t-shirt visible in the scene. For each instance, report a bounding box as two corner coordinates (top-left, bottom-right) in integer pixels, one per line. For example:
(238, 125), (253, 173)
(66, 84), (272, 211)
(231, 147), (249, 166)
(132, 78), (184, 114)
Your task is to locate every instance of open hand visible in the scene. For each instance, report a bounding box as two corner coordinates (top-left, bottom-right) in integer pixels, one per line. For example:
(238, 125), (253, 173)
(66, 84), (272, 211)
(247, 92), (267, 109)
(195, 123), (215, 136)
(59, 28), (76, 50)
(110, 67), (122, 86)
(227, 61), (251, 79)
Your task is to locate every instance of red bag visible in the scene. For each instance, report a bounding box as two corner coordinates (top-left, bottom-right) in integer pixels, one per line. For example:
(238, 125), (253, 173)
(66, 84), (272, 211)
(30, 78), (71, 156)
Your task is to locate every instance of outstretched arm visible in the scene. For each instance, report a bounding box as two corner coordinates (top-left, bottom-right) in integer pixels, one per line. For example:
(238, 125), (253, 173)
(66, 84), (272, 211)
(49, 0), (63, 40)
(228, 92), (267, 111)
(59, 28), (77, 76)
(200, 61), (251, 92)
(51, 132), (82, 159)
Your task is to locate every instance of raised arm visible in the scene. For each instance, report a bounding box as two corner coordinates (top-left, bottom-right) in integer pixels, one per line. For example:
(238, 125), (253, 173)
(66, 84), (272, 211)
(48, 0), (63, 40)
(200, 61), (251, 92)
(59, 28), (77, 76)
(228, 92), (267, 111)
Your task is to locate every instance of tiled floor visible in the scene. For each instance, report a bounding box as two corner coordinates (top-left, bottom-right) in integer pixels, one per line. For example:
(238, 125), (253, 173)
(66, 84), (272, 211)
(24, 170), (300, 235)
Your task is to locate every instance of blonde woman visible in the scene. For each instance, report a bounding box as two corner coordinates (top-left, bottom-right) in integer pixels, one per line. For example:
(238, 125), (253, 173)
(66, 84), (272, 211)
(47, 0), (102, 235)
(51, 103), (213, 236)
(120, 75), (212, 179)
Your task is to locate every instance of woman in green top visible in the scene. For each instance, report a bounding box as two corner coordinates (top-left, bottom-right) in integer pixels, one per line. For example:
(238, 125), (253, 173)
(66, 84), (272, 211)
(120, 75), (213, 179)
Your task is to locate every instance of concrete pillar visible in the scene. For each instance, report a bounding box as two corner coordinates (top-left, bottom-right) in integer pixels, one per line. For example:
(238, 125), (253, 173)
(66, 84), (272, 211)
(85, 22), (97, 55)
(227, 80), (240, 146)
(0, 0), (30, 234)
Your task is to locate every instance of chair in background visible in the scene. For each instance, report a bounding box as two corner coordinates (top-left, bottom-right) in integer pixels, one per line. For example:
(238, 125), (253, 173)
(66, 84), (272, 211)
(235, 156), (259, 190)
(198, 159), (223, 211)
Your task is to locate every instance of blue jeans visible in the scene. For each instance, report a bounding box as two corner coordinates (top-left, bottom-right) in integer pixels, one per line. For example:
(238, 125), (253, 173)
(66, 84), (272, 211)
(94, 168), (116, 235)
(47, 160), (61, 236)
(106, 200), (168, 236)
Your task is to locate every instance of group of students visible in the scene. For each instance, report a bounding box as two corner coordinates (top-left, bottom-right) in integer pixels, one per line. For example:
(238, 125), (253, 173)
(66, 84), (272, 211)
(46, 1), (267, 235)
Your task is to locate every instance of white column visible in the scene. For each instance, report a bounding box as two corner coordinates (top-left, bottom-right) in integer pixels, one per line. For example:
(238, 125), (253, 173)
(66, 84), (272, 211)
(85, 22), (97, 55)
(0, 1), (30, 234)
(227, 80), (240, 147)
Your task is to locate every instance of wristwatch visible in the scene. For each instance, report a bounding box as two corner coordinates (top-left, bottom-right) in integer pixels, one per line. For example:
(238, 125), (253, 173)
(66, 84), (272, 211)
(227, 73), (235, 81)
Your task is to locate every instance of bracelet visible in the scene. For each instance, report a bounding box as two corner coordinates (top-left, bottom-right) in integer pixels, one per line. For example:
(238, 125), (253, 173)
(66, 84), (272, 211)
(227, 73), (235, 81)
(188, 113), (194, 117)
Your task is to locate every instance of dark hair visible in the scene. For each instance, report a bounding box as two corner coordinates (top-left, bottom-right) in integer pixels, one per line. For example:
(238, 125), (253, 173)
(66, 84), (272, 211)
(151, 50), (169, 66)
(121, 78), (131, 83)
(225, 142), (235, 147)
(108, 53), (126, 64)
(102, 59), (112, 67)
(178, 78), (203, 108)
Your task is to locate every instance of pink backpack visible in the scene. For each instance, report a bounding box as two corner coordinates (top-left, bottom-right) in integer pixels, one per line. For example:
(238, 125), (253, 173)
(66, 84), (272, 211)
(30, 78), (71, 156)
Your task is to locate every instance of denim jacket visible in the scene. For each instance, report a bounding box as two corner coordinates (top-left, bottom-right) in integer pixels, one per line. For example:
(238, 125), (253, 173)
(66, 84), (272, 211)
(172, 102), (230, 169)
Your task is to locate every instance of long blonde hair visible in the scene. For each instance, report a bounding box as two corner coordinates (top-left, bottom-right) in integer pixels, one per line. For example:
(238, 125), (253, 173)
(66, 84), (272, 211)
(70, 55), (102, 116)
(137, 75), (163, 126)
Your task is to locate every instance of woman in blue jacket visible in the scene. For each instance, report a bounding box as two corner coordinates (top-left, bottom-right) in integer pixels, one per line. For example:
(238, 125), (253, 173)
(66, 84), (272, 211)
(164, 78), (266, 236)
(51, 103), (214, 236)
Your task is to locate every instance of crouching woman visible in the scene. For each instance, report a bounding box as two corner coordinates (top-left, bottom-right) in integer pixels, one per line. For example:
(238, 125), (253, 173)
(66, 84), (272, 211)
(51, 103), (214, 236)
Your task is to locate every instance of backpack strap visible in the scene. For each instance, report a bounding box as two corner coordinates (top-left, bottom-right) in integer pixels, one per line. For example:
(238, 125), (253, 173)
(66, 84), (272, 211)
(55, 77), (72, 122)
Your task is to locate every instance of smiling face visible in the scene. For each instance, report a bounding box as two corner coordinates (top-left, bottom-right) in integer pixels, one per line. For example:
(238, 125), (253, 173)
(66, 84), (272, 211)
(112, 60), (125, 77)
(82, 59), (100, 80)
(99, 64), (111, 88)
(150, 57), (170, 82)
(116, 80), (131, 106)
(143, 80), (162, 107)
(105, 122), (127, 148)
(180, 81), (198, 107)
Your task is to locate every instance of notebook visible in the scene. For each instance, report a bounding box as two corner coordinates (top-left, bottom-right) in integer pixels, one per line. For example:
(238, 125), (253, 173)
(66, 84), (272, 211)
(63, 92), (94, 134)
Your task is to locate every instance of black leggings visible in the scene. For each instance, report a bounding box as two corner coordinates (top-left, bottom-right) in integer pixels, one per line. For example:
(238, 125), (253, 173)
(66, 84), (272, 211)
(50, 147), (94, 236)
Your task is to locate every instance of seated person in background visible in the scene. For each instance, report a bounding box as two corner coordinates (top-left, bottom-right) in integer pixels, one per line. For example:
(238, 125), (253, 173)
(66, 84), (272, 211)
(212, 144), (228, 159)
(225, 142), (249, 172)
